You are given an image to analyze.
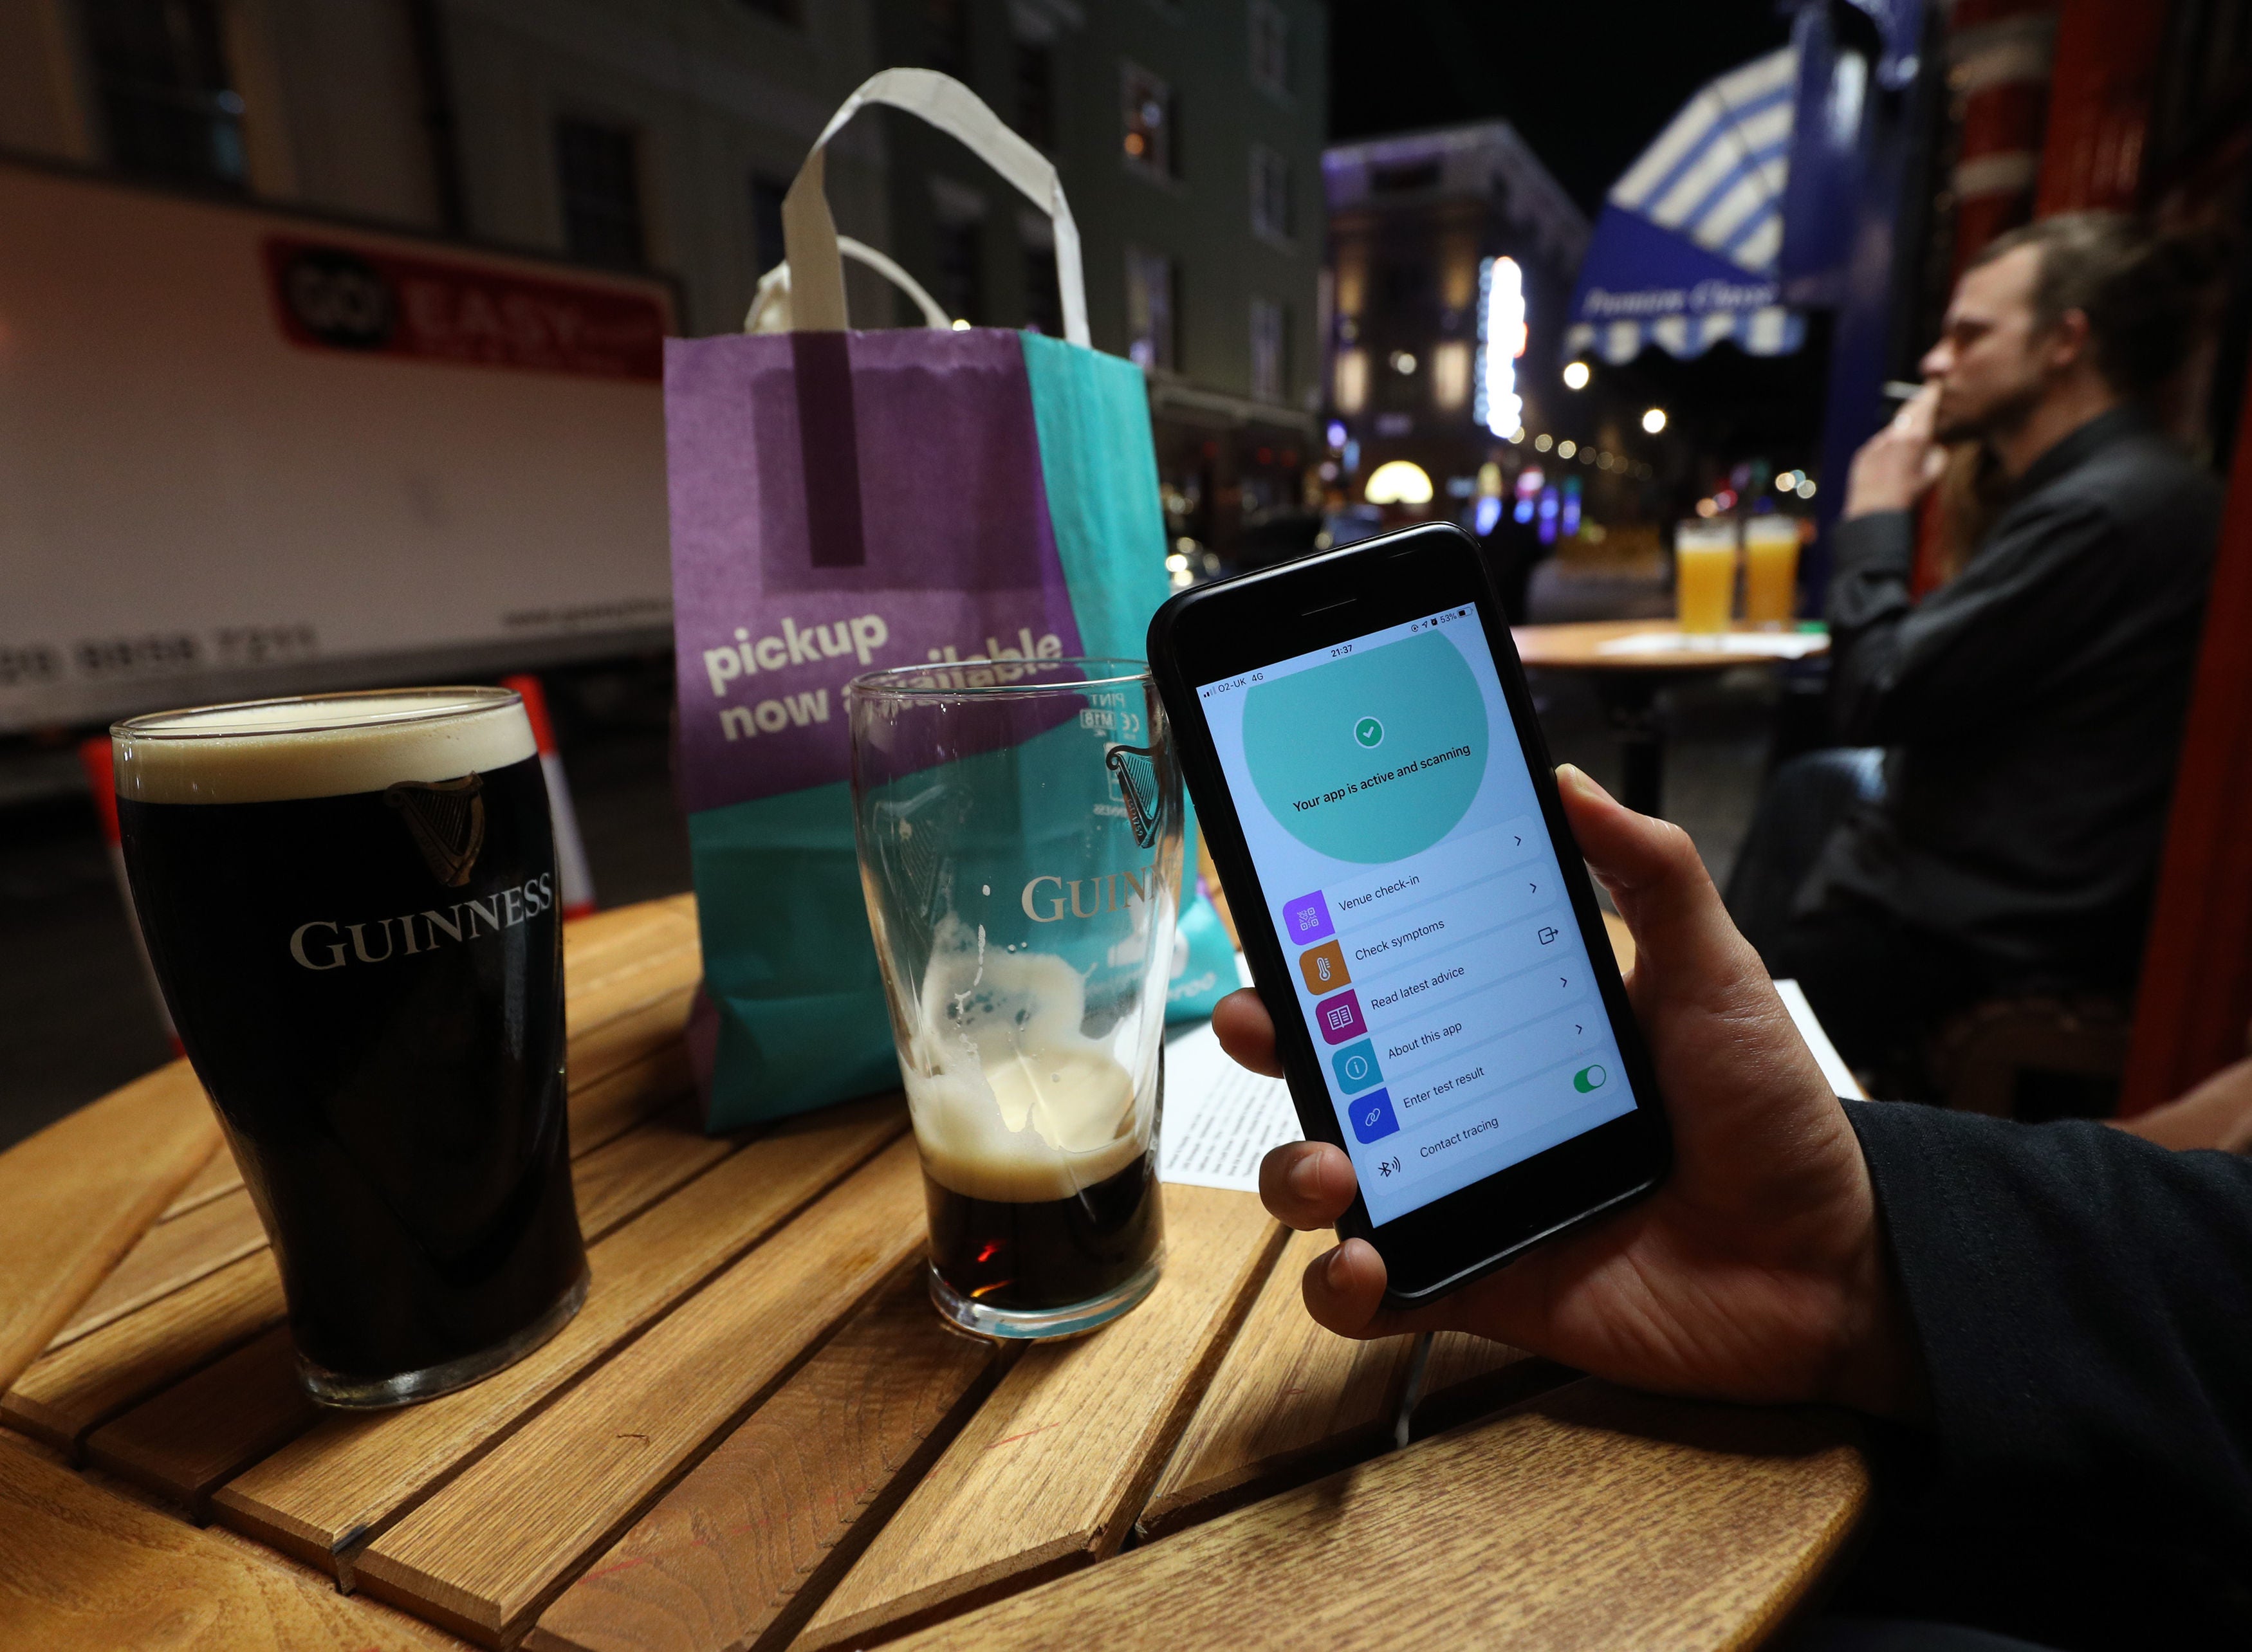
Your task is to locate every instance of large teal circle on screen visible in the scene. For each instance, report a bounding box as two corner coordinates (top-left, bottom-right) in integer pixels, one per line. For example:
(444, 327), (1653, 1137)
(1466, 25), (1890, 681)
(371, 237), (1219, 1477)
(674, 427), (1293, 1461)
(1240, 632), (1488, 862)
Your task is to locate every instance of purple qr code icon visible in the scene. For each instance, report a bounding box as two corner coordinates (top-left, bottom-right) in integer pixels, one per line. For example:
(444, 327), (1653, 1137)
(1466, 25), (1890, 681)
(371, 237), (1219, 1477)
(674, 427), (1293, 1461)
(1281, 891), (1333, 946)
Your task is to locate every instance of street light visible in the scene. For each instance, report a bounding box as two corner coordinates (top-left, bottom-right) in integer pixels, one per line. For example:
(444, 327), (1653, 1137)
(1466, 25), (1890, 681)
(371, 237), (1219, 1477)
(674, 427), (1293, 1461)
(1562, 360), (1591, 390)
(1641, 407), (1668, 434)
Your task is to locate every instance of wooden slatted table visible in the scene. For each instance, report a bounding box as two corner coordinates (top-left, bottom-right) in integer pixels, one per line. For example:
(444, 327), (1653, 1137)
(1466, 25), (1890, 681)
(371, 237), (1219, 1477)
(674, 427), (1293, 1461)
(0, 895), (1867, 1651)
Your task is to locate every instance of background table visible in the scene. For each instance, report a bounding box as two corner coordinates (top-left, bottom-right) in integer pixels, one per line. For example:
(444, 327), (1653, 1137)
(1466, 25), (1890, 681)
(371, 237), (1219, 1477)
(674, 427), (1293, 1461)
(0, 897), (1866, 1650)
(1513, 621), (1831, 817)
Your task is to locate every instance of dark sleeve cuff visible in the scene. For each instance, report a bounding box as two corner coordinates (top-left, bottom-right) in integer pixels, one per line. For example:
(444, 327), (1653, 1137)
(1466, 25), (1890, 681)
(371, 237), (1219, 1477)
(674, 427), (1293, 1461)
(1829, 509), (1915, 578)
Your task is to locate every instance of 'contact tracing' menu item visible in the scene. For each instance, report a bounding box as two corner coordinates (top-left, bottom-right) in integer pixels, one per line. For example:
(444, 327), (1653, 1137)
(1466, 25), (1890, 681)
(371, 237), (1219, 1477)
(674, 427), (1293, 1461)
(1197, 606), (1637, 1226)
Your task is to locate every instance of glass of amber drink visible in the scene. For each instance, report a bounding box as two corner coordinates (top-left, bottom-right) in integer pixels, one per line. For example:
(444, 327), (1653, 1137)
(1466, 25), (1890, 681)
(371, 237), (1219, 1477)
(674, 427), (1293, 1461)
(1674, 520), (1739, 638)
(1743, 515), (1802, 629)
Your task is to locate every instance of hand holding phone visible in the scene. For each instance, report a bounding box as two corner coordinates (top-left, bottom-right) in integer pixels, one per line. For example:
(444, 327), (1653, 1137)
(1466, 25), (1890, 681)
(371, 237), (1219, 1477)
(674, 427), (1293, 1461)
(1230, 766), (1925, 1420)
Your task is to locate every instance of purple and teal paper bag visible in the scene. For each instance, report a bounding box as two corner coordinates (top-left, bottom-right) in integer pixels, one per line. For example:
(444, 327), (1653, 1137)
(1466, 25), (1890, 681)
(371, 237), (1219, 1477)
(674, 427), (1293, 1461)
(664, 71), (1232, 1130)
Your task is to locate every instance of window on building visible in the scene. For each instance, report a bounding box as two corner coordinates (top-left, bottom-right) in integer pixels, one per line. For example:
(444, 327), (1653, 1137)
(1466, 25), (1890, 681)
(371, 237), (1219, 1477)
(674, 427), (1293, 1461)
(1014, 39), (1057, 150)
(1021, 214), (1062, 336)
(1431, 340), (1472, 410)
(556, 118), (646, 268)
(1122, 64), (1177, 179)
(925, 0), (970, 76)
(1249, 0), (1289, 96)
(1333, 348), (1369, 414)
(749, 173), (788, 277)
(739, 0), (801, 22)
(1125, 247), (1177, 372)
(1250, 297), (1288, 403)
(1250, 145), (1291, 242)
(82, 0), (246, 188)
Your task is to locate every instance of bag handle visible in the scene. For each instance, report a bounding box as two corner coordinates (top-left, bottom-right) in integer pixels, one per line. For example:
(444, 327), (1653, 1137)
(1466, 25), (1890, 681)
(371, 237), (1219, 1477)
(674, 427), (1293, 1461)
(780, 68), (1090, 347)
(744, 235), (951, 333)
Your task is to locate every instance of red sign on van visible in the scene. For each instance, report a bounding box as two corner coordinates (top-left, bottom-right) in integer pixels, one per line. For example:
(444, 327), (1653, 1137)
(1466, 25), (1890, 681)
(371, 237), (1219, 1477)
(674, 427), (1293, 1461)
(264, 238), (667, 381)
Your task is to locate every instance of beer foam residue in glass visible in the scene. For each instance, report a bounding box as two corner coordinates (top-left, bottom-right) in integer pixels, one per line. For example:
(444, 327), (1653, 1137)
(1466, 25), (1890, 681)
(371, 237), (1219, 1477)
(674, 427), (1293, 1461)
(114, 690), (537, 804)
(905, 919), (1149, 1202)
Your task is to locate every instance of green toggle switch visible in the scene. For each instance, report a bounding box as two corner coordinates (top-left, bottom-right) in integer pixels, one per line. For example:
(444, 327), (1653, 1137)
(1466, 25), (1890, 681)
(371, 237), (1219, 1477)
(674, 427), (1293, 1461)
(1573, 1063), (1607, 1093)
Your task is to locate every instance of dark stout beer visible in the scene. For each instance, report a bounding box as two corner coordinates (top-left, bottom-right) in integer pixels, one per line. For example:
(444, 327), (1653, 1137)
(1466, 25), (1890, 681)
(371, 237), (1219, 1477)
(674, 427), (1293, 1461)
(113, 690), (587, 1406)
(923, 1150), (1161, 1312)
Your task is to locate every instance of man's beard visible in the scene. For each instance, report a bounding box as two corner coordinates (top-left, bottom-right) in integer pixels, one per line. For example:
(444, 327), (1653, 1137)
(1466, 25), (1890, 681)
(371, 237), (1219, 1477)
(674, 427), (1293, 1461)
(1933, 377), (2044, 446)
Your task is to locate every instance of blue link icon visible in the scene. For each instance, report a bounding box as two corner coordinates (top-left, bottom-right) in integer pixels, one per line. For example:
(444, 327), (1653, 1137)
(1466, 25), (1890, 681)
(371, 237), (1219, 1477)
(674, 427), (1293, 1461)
(1348, 1088), (1399, 1144)
(1331, 1039), (1383, 1095)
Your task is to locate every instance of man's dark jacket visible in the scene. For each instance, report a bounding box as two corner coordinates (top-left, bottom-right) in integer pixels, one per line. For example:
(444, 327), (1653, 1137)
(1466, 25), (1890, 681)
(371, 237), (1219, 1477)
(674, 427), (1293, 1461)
(1811, 409), (2220, 978)
(1841, 1101), (2252, 1647)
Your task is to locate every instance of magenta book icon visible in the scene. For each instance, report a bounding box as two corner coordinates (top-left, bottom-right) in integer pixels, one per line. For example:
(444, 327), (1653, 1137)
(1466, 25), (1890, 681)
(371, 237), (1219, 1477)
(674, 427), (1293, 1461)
(1281, 890), (1334, 946)
(1313, 989), (1367, 1045)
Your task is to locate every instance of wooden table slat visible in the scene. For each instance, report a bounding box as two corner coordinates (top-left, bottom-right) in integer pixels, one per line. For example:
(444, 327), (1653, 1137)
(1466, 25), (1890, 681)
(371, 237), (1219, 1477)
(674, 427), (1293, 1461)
(796, 1186), (1286, 1651)
(1410, 1332), (1572, 1440)
(1136, 1226), (1413, 1541)
(526, 1263), (1005, 1652)
(159, 1142), (247, 1223)
(0, 1430), (451, 1651)
(0, 1061), (221, 1396)
(213, 1098), (908, 1577)
(354, 1139), (928, 1644)
(887, 1382), (1868, 1652)
(8, 1069), (721, 1455)
(48, 1185), (267, 1352)
(83, 1106), (744, 1515)
(3, 1247), (284, 1453)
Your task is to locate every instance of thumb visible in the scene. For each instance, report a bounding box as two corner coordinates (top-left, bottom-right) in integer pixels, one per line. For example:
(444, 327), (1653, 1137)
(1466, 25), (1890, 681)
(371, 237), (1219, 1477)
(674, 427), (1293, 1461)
(1553, 766), (1760, 1004)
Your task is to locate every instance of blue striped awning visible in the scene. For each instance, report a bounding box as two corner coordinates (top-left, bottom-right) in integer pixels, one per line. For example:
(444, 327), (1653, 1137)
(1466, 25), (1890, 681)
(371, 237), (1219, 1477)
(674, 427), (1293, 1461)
(1565, 48), (1807, 364)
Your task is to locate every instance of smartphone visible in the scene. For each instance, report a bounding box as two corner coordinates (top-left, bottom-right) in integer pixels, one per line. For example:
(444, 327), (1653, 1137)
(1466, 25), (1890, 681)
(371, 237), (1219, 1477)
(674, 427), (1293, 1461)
(1148, 522), (1670, 1305)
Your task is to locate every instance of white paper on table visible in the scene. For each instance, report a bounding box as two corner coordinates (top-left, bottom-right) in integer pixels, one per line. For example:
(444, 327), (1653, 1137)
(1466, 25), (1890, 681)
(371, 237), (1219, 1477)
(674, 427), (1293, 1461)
(1773, 978), (1866, 1099)
(1594, 630), (1827, 659)
(1158, 1019), (1300, 1191)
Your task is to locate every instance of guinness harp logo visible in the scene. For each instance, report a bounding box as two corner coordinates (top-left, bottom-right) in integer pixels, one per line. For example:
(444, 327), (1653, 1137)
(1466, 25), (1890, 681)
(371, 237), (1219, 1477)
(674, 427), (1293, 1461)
(385, 774), (486, 886)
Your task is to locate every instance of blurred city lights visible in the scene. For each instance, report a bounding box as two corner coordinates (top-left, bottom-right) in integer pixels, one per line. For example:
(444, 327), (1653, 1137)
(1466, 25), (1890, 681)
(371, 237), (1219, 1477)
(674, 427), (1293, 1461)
(1533, 433), (1553, 452)
(1561, 360), (1591, 390)
(1796, 478), (1817, 499)
(1556, 439), (1576, 458)
(1775, 470), (1802, 491)
(1326, 420), (1347, 450)
(1475, 255), (1526, 439)
(1509, 425), (1526, 443)
(950, 318), (971, 331)
(1695, 498), (1719, 518)
(1364, 459), (1434, 505)
(1641, 407), (1668, 434)
(1715, 488), (1737, 509)
(1390, 350), (1418, 375)
(1473, 495), (1504, 535)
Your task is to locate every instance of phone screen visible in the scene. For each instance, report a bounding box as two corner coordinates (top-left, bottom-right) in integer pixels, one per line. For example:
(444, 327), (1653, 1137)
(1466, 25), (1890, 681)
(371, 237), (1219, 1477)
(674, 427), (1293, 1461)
(1195, 604), (1639, 1227)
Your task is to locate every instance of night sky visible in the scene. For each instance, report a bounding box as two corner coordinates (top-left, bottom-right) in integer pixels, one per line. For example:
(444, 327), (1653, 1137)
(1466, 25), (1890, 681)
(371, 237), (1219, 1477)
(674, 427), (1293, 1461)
(1327, 0), (1798, 213)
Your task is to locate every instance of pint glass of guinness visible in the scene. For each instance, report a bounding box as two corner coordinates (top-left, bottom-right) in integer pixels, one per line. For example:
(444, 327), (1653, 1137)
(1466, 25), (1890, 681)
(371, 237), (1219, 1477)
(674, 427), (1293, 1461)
(848, 659), (1180, 1340)
(111, 689), (589, 1406)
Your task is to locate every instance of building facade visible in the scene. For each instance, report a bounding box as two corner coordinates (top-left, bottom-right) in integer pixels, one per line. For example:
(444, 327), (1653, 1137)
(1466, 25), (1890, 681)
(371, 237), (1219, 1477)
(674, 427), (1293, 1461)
(869, 0), (1329, 561)
(1322, 124), (1594, 527)
(0, 0), (894, 335)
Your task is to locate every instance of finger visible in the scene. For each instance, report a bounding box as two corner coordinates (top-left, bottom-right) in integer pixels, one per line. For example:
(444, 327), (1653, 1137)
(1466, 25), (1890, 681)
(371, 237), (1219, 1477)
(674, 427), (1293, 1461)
(1212, 989), (1283, 1078)
(1554, 765), (1758, 1002)
(1298, 1238), (1466, 1341)
(1258, 1140), (1357, 1229)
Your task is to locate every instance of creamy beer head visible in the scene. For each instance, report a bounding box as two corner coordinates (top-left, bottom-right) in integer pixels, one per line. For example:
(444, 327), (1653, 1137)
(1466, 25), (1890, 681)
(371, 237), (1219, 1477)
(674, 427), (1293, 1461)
(114, 689), (535, 805)
(904, 927), (1151, 1203)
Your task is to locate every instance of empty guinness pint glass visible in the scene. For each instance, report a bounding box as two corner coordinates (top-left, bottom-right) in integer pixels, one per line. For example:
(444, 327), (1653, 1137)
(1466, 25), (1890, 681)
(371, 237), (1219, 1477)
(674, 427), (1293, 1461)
(111, 689), (588, 1407)
(848, 659), (1179, 1340)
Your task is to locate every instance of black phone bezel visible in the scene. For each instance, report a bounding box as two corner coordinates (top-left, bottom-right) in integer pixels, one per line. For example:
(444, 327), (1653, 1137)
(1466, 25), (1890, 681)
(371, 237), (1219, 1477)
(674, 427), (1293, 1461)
(1148, 521), (1672, 1305)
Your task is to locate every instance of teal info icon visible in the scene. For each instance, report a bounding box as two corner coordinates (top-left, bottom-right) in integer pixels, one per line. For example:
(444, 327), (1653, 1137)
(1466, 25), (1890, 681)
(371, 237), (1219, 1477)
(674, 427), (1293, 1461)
(1332, 1038), (1383, 1094)
(1241, 632), (1489, 863)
